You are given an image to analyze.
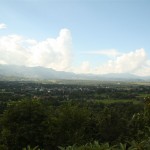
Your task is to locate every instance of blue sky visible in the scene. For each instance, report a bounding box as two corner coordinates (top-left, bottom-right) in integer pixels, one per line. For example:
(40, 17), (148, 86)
(0, 0), (150, 76)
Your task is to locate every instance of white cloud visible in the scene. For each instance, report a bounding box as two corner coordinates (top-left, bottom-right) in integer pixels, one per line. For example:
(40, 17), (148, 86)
(134, 60), (150, 76)
(73, 61), (92, 74)
(0, 28), (72, 71)
(0, 60), (7, 64)
(25, 39), (38, 45)
(0, 27), (149, 76)
(94, 48), (147, 74)
(83, 49), (120, 57)
(75, 48), (149, 76)
(0, 35), (28, 65)
(134, 67), (150, 76)
(0, 23), (7, 29)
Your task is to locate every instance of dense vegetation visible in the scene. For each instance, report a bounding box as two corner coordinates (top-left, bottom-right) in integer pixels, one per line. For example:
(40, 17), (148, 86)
(0, 81), (150, 149)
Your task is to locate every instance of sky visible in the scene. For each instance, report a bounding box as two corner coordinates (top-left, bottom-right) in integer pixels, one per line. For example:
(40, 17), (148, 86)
(0, 0), (150, 76)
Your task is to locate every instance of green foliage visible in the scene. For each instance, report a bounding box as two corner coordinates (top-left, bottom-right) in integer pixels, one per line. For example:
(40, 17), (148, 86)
(46, 103), (91, 148)
(22, 145), (42, 150)
(59, 139), (150, 150)
(58, 141), (116, 150)
(0, 96), (149, 150)
(0, 144), (8, 150)
(0, 99), (48, 150)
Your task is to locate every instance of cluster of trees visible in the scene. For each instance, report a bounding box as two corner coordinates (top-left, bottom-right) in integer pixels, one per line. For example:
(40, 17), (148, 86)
(0, 97), (150, 150)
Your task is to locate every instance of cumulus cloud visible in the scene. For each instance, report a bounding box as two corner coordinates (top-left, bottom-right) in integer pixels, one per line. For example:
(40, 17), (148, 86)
(0, 23), (7, 29)
(0, 28), (72, 71)
(0, 27), (149, 76)
(94, 48), (147, 74)
(73, 61), (92, 74)
(75, 48), (148, 75)
(0, 35), (29, 65)
(134, 60), (150, 76)
(83, 49), (120, 57)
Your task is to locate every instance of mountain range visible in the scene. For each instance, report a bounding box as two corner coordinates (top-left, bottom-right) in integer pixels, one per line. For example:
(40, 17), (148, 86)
(0, 64), (150, 81)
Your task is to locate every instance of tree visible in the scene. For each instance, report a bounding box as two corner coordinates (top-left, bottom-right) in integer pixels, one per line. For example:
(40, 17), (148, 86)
(0, 99), (48, 150)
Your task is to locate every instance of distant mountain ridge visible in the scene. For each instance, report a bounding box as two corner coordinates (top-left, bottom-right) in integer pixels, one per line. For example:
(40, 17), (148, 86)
(0, 64), (150, 81)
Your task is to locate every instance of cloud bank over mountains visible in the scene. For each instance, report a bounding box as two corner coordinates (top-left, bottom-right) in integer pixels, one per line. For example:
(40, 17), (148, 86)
(74, 48), (149, 76)
(94, 49), (148, 75)
(0, 28), (72, 71)
(0, 27), (149, 76)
